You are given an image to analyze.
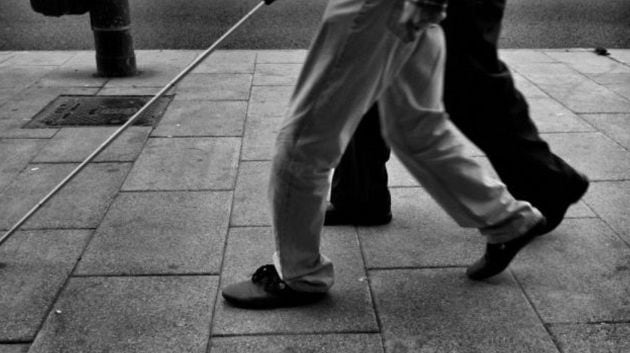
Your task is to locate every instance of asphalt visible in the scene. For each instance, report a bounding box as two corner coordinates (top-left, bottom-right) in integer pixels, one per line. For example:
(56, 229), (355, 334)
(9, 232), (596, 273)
(1, 0), (629, 50)
(1, 48), (630, 352)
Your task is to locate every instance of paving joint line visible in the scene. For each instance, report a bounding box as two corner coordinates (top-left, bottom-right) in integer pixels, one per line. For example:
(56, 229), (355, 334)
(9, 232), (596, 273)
(71, 272), (220, 278)
(546, 319), (630, 326)
(355, 224), (387, 351)
(510, 270), (564, 353)
(206, 52), (258, 351)
(228, 224), (270, 228)
(118, 188), (235, 193)
(211, 329), (381, 338)
(367, 265), (467, 271)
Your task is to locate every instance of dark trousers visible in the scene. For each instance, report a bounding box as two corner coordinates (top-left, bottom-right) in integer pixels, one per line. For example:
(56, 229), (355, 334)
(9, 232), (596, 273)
(331, 0), (581, 218)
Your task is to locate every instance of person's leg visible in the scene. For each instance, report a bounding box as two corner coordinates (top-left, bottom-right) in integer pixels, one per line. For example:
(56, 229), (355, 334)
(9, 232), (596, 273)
(326, 0), (587, 233)
(379, 25), (544, 245)
(327, 103), (392, 225)
(442, 0), (588, 231)
(223, 0), (544, 309)
(223, 0), (431, 306)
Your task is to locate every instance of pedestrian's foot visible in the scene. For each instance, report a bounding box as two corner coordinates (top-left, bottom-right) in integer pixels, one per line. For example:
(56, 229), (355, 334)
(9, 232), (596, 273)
(466, 219), (548, 280)
(324, 204), (392, 226)
(537, 172), (589, 235)
(222, 265), (326, 309)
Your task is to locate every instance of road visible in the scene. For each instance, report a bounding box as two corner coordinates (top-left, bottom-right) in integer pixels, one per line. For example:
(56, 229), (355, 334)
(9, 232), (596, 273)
(0, 0), (629, 50)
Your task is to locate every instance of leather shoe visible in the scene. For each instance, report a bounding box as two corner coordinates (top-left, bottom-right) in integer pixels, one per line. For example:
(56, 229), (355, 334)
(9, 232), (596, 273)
(537, 172), (589, 235)
(466, 218), (547, 280)
(222, 265), (326, 309)
(324, 204), (392, 226)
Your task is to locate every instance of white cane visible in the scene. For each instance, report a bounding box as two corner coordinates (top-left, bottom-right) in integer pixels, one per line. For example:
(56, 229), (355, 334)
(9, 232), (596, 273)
(0, 0), (276, 248)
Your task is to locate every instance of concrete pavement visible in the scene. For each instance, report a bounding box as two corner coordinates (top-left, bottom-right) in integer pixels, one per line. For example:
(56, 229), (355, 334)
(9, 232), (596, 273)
(1, 49), (630, 352)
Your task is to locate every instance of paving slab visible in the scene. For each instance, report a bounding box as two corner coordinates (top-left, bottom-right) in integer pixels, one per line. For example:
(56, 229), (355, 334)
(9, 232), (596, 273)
(253, 63), (301, 86)
(528, 97), (595, 132)
(133, 50), (199, 67)
(563, 199), (597, 219)
(76, 191), (231, 275)
(96, 86), (175, 96)
(359, 187), (483, 269)
(0, 163), (131, 229)
(256, 50), (307, 64)
(29, 276), (217, 353)
(544, 51), (630, 75)
(122, 137), (240, 191)
(0, 139), (44, 193)
(0, 87), (21, 107)
(175, 73), (252, 101)
(36, 64), (107, 88)
(213, 227), (378, 335)
(500, 49), (556, 64)
(95, 50), (199, 89)
(191, 50), (256, 74)
(370, 268), (559, 353)
(0, 86), (98, 120)
(0, 230), (91, 341)
(247, 85), (292, 118)
(0, 118), (58, 139)
(512, 218), (630, 323)
(0, 52), (14, 63)
(0, 66), (57, 90)
(102, 68), (186, 89)
(210, 334), (384, 353)
(241, 114), (282, 160)
(581, 72), (630, 102)
(581, 113), (630, 150)
(152, 100), (247, 137)
(609, 49), (630, 65)
(32, 127), (151, 163)
(601, 78), (630, 101)
(0, 52), (75, 67)
(548, 323), (630, 353)
(583, 181), (630, 244)
(386, 155), (418, 187)
(0, 345), (29, 353)
(516, 63), (630, 113)
(543, 132), (630, 180)
(513, 72), (550, 98)
(230, 161), (271, 226)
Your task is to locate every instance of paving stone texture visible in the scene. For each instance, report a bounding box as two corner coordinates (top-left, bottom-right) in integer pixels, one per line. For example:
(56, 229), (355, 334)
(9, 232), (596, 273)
(0, 49), (629, 352)
(0, 345), (30, 353)
(0, 230), (91, 341)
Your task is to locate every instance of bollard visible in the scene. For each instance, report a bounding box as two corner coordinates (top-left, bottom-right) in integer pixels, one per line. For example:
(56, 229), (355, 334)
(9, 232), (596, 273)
(90, 0), (137, 77)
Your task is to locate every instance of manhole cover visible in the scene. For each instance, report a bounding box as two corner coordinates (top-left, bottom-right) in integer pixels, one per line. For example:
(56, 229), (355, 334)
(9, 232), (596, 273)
(23, 95), (172, 128)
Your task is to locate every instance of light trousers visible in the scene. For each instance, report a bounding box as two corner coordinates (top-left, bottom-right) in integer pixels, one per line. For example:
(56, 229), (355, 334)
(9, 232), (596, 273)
(269, 0), (543, 292)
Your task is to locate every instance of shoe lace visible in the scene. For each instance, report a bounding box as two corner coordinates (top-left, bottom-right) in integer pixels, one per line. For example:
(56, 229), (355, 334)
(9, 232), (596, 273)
(251, 265), (287, 292)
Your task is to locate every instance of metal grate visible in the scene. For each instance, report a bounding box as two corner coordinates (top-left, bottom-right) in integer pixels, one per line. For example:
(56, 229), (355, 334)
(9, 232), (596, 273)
(23, 95), (172, 128)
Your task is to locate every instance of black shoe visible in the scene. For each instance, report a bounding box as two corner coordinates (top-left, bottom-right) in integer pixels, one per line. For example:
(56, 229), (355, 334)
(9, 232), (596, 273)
(222, 265), (326, 309)
(466, 218), (547, 280)
(537, 172), (589, 235)
(323, 204), (392, 226)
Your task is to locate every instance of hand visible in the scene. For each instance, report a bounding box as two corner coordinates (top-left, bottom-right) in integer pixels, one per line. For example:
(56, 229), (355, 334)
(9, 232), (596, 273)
(398, 0), (447, 42)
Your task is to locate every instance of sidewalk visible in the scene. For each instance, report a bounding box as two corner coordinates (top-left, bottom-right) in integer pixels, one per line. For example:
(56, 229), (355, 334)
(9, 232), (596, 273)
(1, 49), (629, 353)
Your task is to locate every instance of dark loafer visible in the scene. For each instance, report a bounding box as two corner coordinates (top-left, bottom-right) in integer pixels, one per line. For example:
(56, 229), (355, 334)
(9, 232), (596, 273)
(222, 265), (326, 309)
(466, 218), (547, 280)
(537, 172), (589, 235)
(324, 204), (392, 226)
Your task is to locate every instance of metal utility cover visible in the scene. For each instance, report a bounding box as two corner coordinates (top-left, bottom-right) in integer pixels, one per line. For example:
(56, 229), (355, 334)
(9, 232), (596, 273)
(23, 95), (172, 128)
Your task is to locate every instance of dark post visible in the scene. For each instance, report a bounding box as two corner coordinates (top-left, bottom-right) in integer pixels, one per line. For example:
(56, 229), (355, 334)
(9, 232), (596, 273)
(90, 0), (137, 77)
